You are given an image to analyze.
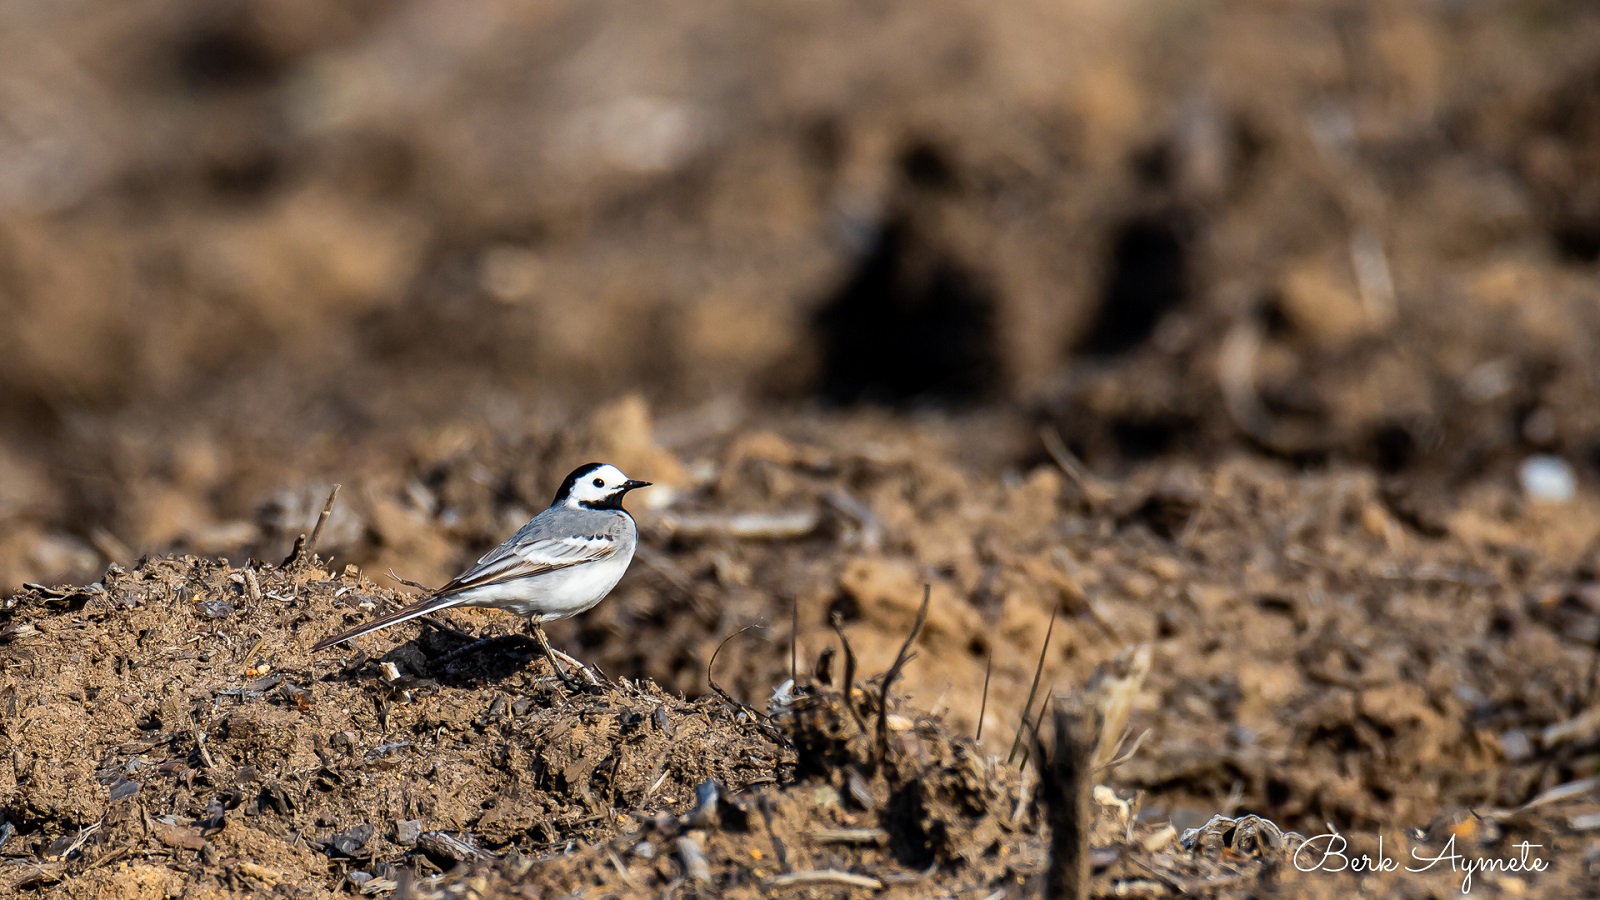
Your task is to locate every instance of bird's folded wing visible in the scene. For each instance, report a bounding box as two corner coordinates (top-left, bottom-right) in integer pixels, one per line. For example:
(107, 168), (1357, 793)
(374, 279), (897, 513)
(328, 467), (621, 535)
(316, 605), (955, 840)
(435, 533), (620, 596)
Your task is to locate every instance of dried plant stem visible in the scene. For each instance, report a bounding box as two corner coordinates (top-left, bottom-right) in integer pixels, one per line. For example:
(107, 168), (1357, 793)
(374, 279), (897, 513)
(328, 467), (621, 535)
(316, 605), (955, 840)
(1008, 608), (1058, 765)
(708, 623), (764, 718)
(830, 613), (868, 736)
(305, 484), (341, 558)
(877, 584), (930, 764)
(790, 593), (799, 684)
(975, 649), (994, 742)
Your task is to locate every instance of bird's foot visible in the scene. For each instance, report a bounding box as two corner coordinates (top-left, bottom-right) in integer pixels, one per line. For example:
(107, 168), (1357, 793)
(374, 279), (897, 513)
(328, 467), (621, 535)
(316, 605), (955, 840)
(550, 648), (605, 683)
(547, 656), (604, 692)
(528, 623), (604, 692)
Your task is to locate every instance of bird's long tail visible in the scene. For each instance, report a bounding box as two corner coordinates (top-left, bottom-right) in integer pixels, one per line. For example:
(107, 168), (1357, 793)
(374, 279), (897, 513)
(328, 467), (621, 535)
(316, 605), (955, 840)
(312, 592), (465, 651)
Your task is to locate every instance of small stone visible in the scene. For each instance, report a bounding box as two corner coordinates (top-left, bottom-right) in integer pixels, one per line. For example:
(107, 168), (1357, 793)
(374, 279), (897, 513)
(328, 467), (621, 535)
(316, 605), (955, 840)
(1499, 729), (1534, 763)
(394, 820), (423, 845)
(846, 769), (874, 809)
(45, 833), (78, 859)
(108, 776), (141, 801)
(1520, 455), (1576, 503)
(675, 834), (712, 884)
(328, 823), (375, 856)
(686, 779), (720, 827)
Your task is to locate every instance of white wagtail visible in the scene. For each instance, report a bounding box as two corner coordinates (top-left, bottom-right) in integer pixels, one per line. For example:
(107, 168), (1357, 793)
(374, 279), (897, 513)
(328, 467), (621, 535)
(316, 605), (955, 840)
(313, 462), (650, 687)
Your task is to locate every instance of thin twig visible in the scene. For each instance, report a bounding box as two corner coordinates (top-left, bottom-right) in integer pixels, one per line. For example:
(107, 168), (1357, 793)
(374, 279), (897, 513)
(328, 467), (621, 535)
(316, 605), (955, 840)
(790, 593), (799, 685)
(305, 484), (342, 558)
(708, 623), (765, 719)
(976, 649), (993, 743)
(384, 569), (433, 593)
(1008, 608), (1058, 765)
(877, 584), (931, 765)
(1019, 694), (1054, 777)
(605, 847), (640, 891)
(765, 870), (884, 890)
(810, 827), (887, 845)
(830, 613), (869, 736)
(1039, 426), (1110, 507)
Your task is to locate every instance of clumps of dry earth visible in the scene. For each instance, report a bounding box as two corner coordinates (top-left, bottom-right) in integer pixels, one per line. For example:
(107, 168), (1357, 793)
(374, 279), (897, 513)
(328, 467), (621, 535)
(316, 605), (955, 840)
(5, 530), (1598, 897)
(0, 556), (789, 896)
(0, 550), (1346, 897)
(6, 408), (1600, 897)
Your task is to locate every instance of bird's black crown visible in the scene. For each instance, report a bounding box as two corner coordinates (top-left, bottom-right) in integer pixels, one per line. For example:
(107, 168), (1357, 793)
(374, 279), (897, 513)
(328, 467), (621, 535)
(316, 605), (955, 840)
(553, 462), (612, 505)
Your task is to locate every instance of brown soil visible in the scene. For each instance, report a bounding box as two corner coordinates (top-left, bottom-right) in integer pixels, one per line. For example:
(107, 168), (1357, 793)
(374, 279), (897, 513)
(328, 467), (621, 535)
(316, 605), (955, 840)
(5, 0), (1600, 897)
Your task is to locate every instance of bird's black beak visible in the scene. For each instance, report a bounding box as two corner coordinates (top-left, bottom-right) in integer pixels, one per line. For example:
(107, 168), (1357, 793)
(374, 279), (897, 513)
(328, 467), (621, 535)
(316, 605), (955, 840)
(622, 479), (652, 491)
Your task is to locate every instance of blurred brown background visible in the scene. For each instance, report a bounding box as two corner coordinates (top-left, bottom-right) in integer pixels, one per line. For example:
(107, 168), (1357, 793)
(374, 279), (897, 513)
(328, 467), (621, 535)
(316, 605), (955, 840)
(2, 0), (1599, 589)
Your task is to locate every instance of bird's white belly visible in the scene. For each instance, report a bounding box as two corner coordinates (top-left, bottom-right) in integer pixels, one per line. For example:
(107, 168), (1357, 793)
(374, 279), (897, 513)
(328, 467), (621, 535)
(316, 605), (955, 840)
(455, 548), (634, 621)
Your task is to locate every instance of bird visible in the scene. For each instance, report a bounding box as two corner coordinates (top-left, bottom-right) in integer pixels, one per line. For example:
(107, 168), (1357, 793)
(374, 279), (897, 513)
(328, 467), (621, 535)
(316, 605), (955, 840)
(312, 462), (650, 688)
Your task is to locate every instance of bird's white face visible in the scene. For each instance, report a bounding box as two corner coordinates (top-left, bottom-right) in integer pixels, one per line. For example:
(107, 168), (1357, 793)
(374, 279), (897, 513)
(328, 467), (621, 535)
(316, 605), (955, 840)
(560, 463), (649, 509)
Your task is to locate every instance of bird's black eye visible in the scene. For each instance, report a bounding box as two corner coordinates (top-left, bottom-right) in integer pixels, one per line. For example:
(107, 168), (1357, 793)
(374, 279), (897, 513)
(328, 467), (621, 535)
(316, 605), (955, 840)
(592, 477), (605, 488)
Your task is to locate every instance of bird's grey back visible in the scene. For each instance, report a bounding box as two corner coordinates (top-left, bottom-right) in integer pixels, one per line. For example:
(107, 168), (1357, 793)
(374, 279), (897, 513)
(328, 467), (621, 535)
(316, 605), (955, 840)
(477, 504), (635, 564)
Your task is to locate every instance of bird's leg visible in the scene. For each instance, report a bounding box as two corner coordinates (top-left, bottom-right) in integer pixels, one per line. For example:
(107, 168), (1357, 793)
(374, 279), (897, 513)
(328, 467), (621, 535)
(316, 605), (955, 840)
(528, 620), (588, 690)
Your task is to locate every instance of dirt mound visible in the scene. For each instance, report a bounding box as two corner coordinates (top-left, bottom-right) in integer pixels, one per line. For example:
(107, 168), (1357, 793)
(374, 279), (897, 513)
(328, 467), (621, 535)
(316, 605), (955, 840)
(6, 438), (1600, 897)
(0, 556), (788, 894)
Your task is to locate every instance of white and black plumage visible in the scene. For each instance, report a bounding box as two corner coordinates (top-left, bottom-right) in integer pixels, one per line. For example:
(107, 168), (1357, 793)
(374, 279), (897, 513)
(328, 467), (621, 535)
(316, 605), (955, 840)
(312, 462), (650, 686)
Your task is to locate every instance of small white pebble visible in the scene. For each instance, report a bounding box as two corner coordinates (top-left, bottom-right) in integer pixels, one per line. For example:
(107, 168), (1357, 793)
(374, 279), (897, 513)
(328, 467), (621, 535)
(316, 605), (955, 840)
(1520, 455), (1576, 503)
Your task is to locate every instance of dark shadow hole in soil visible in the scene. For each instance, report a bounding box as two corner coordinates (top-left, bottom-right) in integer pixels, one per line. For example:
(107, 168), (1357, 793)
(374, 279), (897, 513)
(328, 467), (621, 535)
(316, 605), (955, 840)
(1489, 609), (1516, 638)
(1367, 422), (1417, 474)
(173, 23), (284, 91)
(1122, 491), (1199, 540)
(1077, 213), (1191, 356)
(826, 594), (862, 625)
(1156, 613), (1179, 639)
(899, 140), (959, 192)
(1109, 414), (1198, 461)
(885, 781), (940, 869)
(1265, 778), (1292, 808)
(1553, 218), (1600, 263)
(1255, 595), (1296, 617)
(811, 216), (1001, 406)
